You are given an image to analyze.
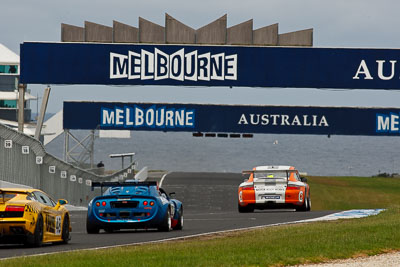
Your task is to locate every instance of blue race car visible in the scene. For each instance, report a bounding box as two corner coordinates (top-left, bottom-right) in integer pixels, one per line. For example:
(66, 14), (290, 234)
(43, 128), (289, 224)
(86, 181), (183, 233)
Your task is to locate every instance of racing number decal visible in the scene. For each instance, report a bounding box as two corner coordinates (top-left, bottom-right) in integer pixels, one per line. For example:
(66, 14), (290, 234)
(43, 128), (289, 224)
(45, 214), (61, 234)
(55, 216), (62, 235)
(299, 191), (304, 202)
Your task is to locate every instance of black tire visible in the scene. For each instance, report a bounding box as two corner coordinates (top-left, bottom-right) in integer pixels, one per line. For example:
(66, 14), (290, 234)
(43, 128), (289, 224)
(86, 217), (100, 234)
(158, 208), (172, 232)
(296, 190), (308, 212)
(61, 215), (70, 244)
(173, 206), (183, 230)
(238, 203), (254, 213)
(27, 213), (44, 247)
(306, 191), (311, 211)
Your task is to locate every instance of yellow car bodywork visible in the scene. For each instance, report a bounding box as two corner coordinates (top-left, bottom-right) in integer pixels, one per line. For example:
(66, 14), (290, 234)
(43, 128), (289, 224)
(0, 188), (71, 246)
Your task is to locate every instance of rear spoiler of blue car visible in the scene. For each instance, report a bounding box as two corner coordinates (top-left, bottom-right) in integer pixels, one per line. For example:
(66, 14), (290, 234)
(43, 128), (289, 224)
(91, 181), (158, 192)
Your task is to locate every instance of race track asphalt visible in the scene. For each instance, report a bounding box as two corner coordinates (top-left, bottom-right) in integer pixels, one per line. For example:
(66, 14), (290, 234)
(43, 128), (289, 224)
(0, 172), (336, 259)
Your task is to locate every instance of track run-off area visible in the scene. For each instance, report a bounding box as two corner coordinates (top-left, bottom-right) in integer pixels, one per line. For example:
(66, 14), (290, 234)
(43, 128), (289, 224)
(0, 172), (336, 259)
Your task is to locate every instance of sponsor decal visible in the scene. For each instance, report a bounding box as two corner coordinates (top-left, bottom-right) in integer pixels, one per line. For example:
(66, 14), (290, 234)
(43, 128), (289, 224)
(101, 105), (195, 129)
(260, 195), (281, 200)
(110, 48), (237, 82)
(237, 114), (329, 127)
(376, 113), (400, 133)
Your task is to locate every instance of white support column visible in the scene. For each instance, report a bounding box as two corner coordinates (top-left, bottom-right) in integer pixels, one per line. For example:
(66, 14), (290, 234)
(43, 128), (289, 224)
(35, 86), (51, 140)
(17, 84), (26, 132)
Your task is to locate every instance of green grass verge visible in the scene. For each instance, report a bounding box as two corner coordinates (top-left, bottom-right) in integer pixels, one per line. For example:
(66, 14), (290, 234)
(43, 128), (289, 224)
(308, 176), (400, 210)
(2, 176), (400, 266)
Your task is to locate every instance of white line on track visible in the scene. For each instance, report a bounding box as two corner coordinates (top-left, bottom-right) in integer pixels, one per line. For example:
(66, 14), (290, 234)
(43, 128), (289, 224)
(159, 172), (169, 187)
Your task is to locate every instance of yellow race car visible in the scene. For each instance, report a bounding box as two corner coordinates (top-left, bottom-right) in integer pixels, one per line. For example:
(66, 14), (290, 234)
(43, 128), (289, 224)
(0, 188), (71, 246)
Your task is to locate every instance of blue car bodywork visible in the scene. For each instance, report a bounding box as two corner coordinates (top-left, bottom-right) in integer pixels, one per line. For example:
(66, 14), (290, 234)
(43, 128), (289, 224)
(86, 181), (183, 233)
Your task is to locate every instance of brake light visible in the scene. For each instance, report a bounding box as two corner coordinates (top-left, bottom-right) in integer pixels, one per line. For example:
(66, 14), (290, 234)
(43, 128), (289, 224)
(287, 186), (300, 190)
(6, 205), (25, 212)
(96, 202), (100, 207)
(241, 186), (254, 190)
(143, 201), (148, 206)
(150, 201), (154, 206)
(102, 201), (106, 206)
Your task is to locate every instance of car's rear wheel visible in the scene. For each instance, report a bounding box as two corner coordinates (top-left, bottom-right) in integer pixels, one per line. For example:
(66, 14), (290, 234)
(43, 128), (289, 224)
(238, 203), (254, 213)
(296, 190), (309, 212)
(61, 215), (70, 244)
(173, 206), (183, 230)
(26, 213), (44, 247)
(306, 191), (311, 211)
(86, 217), (100, 234)
(158, 208), (172, 232)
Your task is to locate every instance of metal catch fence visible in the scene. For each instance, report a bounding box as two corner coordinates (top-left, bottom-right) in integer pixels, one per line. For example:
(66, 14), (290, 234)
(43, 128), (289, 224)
(0, 123), (136, 206)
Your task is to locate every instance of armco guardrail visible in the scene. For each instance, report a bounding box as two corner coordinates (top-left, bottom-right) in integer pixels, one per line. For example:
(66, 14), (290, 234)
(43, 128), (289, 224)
(0, 123), (136, 206)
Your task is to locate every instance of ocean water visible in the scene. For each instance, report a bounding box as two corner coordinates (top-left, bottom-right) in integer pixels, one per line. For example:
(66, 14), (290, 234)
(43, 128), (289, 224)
(44, 130), (400, 177)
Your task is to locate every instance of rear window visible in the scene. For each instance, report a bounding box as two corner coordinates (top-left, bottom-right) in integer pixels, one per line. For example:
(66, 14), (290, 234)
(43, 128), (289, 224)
(254, 172), (287, 179)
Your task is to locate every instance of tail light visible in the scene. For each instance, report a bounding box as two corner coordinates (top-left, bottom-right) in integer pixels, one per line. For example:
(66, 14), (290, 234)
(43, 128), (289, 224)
(96, 202), (100, 207)
(287, 186), (301, 190)
(6, 205), (25, 212)
(102, 201), (106, 206)
(143, 201), (148, 206)
(150, 201), (154, 206)
(241, 186), (254, 190)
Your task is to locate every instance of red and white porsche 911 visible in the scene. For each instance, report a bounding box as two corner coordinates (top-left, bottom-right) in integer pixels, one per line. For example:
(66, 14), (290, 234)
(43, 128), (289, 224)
(238, 165), (311, 213)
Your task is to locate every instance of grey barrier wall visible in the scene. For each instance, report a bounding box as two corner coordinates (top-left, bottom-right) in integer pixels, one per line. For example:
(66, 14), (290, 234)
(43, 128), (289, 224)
(0, 123), (136, 206)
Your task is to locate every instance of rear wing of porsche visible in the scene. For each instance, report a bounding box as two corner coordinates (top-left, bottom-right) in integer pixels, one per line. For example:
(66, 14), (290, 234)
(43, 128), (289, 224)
(242, 170), (307, 176)
(242, 169), (304, 180)
(242, 169), (298, 177)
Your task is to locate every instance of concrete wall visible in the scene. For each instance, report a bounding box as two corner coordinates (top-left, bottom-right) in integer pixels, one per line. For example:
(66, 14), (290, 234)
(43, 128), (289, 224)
(253, 23), (278, 46)
(61, 23), (84, 42)
(165, 14), (195, 44)
(113, 20), (138, 43)
(227, 19), (253, 45)
(196, 14), (227, 45)
(85, 21), (113, 43)
(278, 28), (313, 46)
(139, 17), (165, 43)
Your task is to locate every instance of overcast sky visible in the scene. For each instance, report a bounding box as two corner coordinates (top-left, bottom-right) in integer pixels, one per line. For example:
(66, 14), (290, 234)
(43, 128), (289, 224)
(2, 0), (400, 113)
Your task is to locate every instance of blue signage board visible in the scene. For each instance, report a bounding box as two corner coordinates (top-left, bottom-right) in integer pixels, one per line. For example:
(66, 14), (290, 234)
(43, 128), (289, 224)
(20, 42), (400, 89)
(63, 101), (400, 136)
